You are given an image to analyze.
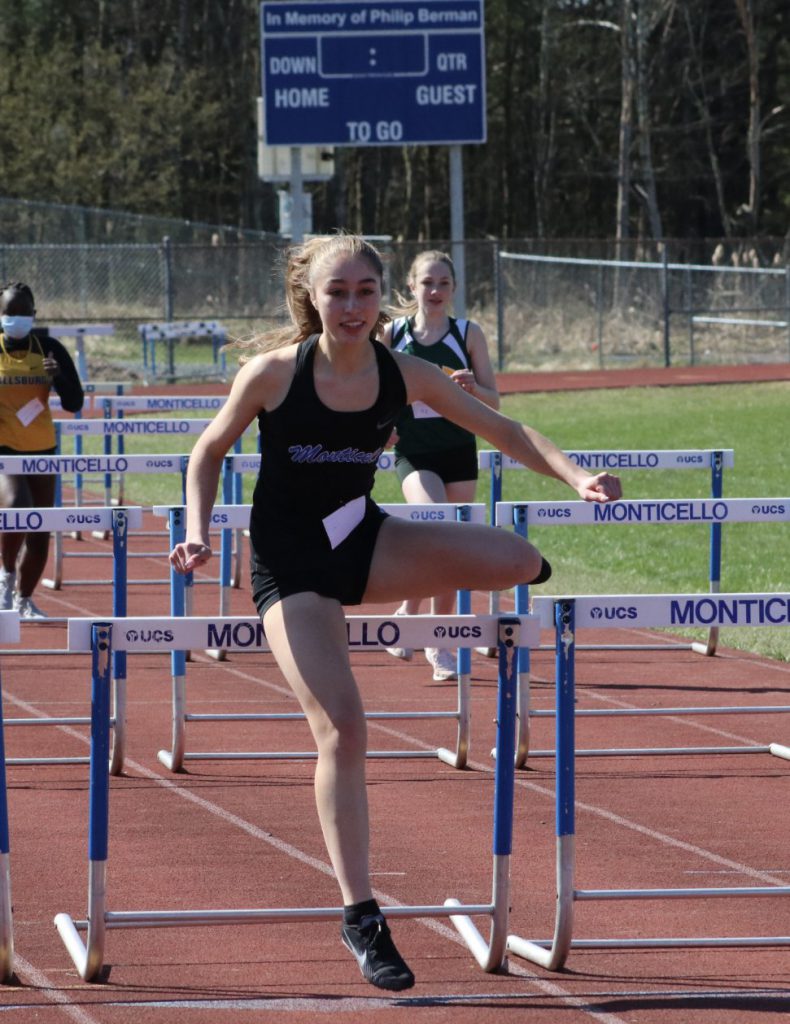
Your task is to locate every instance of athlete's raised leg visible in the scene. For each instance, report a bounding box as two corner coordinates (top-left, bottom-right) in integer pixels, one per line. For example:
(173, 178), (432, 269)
(364, 516), (543, 606)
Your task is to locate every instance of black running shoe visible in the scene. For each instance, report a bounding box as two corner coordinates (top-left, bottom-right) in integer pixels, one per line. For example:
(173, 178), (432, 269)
(341, 913), (415, 991)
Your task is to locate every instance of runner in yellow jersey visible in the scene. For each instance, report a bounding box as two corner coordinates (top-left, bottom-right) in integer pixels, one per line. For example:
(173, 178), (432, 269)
(0, 282), (84, 617)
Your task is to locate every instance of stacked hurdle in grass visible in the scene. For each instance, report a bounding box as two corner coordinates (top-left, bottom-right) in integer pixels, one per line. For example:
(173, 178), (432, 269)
(480, 448), (734, 657)
(499, 594), (790, 971)
(154, 501), (488, 770)
(138, 320), (228, 384)
(55, 612), (538, 981)
(0, 506), (143, 775)
(495, 497), (790, 768)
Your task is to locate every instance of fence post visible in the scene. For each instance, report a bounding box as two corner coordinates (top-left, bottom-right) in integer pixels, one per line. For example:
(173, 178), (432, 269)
(661, 242), (671, 367)
(494, 242), (504, 371)
(785, 265), (790, 361)
(161, 235), (174, 323)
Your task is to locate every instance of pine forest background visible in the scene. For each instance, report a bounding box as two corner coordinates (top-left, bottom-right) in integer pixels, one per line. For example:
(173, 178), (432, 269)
(2, 0), (789, 249)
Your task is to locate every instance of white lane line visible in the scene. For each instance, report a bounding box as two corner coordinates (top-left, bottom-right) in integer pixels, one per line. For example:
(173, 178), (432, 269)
(5, 954), (103, 1023)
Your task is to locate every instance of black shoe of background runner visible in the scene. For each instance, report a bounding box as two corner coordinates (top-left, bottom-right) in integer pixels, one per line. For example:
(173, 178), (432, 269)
(341, 913), (415, 991)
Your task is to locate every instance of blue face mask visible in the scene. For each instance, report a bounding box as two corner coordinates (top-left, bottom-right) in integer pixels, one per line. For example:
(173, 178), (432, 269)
(1, 315), (35, 340)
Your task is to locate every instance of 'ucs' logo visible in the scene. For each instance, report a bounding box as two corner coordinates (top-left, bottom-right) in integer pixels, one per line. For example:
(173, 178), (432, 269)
(433, 625), (483, 639)
(590, 605), (637, 620)
(125, 628), (175, 643)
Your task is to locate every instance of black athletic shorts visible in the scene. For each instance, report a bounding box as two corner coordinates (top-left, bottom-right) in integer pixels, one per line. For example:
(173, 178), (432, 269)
(250, 500), (389, 617)
(394, 442), (478, 487)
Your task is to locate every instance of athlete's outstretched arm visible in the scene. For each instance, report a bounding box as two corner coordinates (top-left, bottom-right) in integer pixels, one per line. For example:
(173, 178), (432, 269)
(394, 353), (622, 502)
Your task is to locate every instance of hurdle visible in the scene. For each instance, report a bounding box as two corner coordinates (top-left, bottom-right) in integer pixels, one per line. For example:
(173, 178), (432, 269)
(49, 384), (126, 514)
(96, 394), (230, 508)
(154, 502), (488, 770)
(0, 507), (140, 774)
(481, 448), (734, 657)
(0, 610), (21, 984)
(505, 595), (790, 972)
(46, 324), (115, 382)
(55, 612), (537, 981)
(5, 455), (187, 590)
(496, 497), (790, 767)
(138, 320), (228, 383)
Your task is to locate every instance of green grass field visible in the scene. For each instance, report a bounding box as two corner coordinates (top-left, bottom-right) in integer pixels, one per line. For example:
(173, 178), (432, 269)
(81, 380), (790, 661)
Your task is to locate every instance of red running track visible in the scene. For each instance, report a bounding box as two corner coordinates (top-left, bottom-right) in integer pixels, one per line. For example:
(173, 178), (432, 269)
(0, 514), (788, 1023)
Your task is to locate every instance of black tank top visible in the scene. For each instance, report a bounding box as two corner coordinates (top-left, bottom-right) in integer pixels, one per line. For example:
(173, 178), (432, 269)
(249, 336), (407, 563)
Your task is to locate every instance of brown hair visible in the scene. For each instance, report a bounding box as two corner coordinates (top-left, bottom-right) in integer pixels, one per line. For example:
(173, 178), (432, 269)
(232, 234), (389, 359)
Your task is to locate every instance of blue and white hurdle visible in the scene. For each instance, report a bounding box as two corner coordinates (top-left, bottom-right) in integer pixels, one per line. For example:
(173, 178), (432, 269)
(0, 455), (189, 590)
(96, 394), (230, 509)
(46, 324), (115, 383)
(496, 497), (790, 767)
(54, 416), (212, 513)
(0, 507), (141, 775)
(505, 594), (790, 972)
(154, 502), (488, 770)
(0, 610), (21, 984)
(481, 448), (734, 657)
(56, 612), (538, 981)
(138, 320), (228, 383)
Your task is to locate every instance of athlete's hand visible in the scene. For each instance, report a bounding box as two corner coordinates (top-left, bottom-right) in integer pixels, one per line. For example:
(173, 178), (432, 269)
(170, 541), (212, 574)
(450, 368), (477, 394)
(575, 472), (622, 503)
(43, 351), (59, 378)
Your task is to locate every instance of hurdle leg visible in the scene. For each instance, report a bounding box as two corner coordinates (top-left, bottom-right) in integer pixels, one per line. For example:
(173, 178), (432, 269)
(438, 582), (471, 768)
(157, 658), (187, 771)
(444, 618), (520, 970)
(506, 598), (576, 971)
(693, 452), (724, 657)
(436, 654), (470, 769)
(42, 529), (64, 590)
(54, 623), (112, 981)
(206, 461), (236, 662)
(0, 668), (14, 983)
(492, 511), (532, 768)
(514, 555), (531, 768)
(108, 677), (126, 776)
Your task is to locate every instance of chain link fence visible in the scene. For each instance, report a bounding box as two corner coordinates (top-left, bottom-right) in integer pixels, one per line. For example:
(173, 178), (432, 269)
(1, 197), (789, 378)
(496, 249), (790, 371)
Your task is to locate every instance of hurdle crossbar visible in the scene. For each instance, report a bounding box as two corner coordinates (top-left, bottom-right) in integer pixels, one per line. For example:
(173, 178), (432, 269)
(55, 614), (535, 980)
(154, 503), (488, 770)
(496, 498), (789, 768)
(506, 597), (790, 971)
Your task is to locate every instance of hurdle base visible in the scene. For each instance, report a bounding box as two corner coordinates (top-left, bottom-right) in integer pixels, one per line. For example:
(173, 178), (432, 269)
(157, 749), (185, 772)
(770, 743), (790, 761)
(54, 914), (95, 981)
(205, 648), (227, 662)
(0, 854), (13, 984)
